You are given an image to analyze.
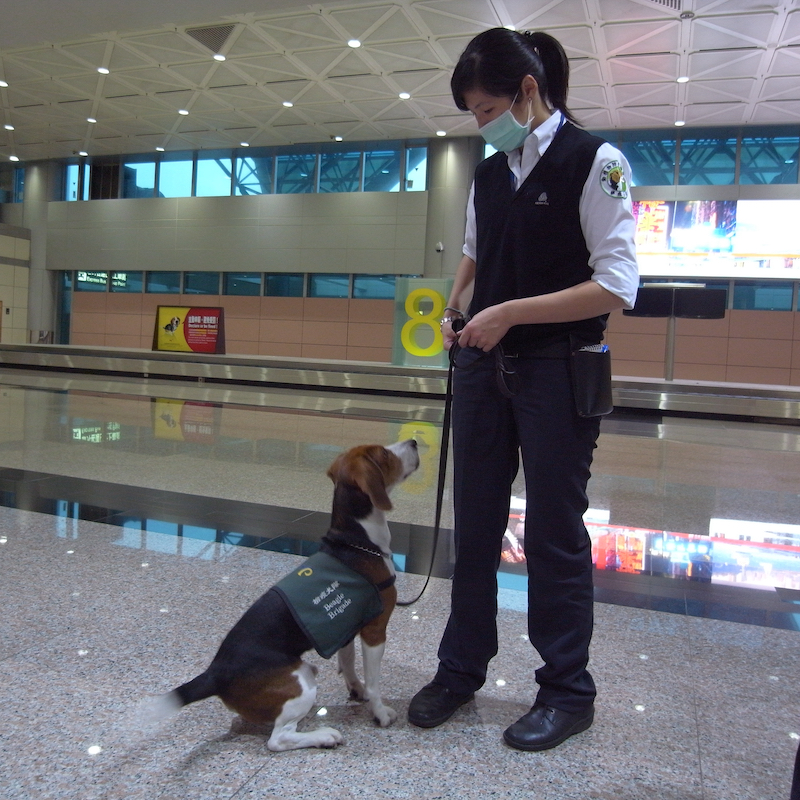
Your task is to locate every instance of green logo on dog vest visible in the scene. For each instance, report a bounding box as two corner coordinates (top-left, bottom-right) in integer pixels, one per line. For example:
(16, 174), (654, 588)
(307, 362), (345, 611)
(273, 550), (384, 659)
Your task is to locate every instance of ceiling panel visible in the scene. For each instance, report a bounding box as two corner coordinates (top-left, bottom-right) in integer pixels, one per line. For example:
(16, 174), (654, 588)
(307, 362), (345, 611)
(1, 0), (799, 162)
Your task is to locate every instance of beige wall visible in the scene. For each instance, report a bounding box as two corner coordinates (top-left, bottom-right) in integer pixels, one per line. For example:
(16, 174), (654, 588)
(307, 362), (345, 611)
(46, 192), (427, 276)
(70, 294), (395, 362)
(606, 309), (800, 385)
(0, 227), (30, 344)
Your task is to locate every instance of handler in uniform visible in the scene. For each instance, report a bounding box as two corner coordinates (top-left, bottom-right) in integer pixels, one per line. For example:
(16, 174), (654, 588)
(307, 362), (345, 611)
(407, 27), (639, 752)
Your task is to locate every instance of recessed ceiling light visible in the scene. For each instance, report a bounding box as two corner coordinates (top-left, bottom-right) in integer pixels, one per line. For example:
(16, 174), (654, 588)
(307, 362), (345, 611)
(674, 120), (686, 127)
(676, 76), (689, 84)
(4, 124), (14, 131)
(156, 146), (165, 152)
(79, 151), (88, 156)
(334, 135), (343, 142)
(240, 142), (249, 147)
(0, 80), (8, 88)
(97, 67), (109, 75)
(9, 155), (19, 161)
(282, 101), (293, 108)
(178, 109), (189, 115)
(504, 25), (516, 31)
(87, 117), (97, 123)
(348, 39), (361, 48)
(213, 54), (226, 61)
(399, 92), (411, 100)
(436, 130), (447, 136)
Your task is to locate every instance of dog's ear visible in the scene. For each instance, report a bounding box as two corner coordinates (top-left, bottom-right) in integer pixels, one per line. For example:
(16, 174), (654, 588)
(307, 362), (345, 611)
(328, 446), (394, 511)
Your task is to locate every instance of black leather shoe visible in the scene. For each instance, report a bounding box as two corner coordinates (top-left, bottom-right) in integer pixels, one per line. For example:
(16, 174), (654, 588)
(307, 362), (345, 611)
(407, 682), (474, 728)
(503, 703), (594, 751)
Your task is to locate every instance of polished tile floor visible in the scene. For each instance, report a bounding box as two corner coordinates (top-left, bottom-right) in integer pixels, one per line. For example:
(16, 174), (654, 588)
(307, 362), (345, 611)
(1, 368), (799, 799)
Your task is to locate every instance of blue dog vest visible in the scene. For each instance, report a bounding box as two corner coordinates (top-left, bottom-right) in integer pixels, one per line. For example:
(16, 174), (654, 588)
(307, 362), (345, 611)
(273, 550), (385, 659)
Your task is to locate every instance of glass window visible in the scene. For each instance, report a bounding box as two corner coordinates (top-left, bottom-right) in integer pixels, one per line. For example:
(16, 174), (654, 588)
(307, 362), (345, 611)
(619, 131), (676, 186)
(308, 273), (350, 298)
(364, 146), (401, 192)
(195, 151), (232, 197)
(405, 146), (427, 191)
(353, 274), (396, 299)
(276, 153), (317, 194)
(733, 280), (793, 311)
(157, 154), (193, 198)
(145, 271), (181, 294)
(81, 162), (90, 200)
(223, 272), (261, 295)
(678, 134), (737, 185)
(265, 273), (304, 297)
(739, 134), (800, 185)
(234, 153), (273, 195)
(65, 164), (80, 201)
(319, 151), (361, 193)
(122, 161), (155, 198)
(110, 271), (143, 293)
(184, 272), (220, 294)
(13, 167), (24, 203)
(75, 271), (108, 292)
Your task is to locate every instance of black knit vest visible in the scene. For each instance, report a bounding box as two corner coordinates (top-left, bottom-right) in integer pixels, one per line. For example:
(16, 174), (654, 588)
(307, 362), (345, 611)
(473, 121), (607, 354)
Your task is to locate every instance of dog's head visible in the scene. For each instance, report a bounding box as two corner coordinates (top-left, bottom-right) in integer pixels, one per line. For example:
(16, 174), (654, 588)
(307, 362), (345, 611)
(327, 439), (419, 512)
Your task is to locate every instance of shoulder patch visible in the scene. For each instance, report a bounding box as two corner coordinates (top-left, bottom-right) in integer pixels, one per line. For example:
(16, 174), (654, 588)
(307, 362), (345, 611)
(600, 160), (628, 199)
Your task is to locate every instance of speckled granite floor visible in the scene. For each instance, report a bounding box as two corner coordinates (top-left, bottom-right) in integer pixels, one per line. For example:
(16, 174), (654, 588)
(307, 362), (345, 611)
(1, 504), (798, 800)
(1, 371), (799, 799)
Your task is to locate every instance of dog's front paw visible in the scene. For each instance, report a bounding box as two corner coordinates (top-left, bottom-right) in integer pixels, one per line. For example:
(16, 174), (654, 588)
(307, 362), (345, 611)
(372, 704), (397, 728)
(313, 726), (344, 748)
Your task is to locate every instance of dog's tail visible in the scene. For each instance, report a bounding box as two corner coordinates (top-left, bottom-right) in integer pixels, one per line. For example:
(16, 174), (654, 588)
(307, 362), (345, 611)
(135, 670), (219, 728)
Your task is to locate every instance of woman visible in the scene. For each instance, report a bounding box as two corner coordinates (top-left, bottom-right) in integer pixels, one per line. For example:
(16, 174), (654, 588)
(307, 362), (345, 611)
(407, 28), (639, 751)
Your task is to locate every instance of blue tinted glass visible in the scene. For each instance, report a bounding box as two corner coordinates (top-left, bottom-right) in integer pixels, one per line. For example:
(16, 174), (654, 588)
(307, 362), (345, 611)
(319, 151), (361, 193)
(65, 164), (80, 201)
(265, 273), (304, 297)
(739, 136), (800, 185)
(353, 274), (395, 299)
(308, 274), (349, 298)
(620, 132), (676, 185)
(234, 155), (273, 195)
(405, 147), (427, 191)
(184, 272), (220, 294)
(733, 281), (793, 311)
(110, 271), (143, 293)
(122, 162), (155, 198)
(146, 272), (181, 293)
(158, 158), (193, 197)
(75, 271), (108, 292)
(196, 154), (232, 196)
(223, 273), (261, 295)
(678, 136), (737, 185)
(364, 148), (400, 192)
(13, 167), (24, 202)
(276, 154), (317, 193)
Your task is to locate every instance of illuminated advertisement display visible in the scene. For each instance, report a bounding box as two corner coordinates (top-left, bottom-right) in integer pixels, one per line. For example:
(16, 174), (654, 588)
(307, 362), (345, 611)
(633, 199), (800, 280)
(152, 306), (226, 354)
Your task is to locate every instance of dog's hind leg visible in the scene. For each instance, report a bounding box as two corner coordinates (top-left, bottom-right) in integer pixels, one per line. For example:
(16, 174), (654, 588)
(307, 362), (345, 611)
(361, 640), (396, 727)
(338, 640), (366, 700)
(267, 662), (344, 752)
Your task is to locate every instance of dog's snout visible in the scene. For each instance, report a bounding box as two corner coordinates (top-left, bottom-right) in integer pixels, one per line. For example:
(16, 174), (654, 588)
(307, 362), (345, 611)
(408, 438), (418, 449)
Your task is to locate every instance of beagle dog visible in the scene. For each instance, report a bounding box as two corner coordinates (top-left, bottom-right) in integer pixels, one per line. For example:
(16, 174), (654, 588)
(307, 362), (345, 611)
(145, 439), (419, 752)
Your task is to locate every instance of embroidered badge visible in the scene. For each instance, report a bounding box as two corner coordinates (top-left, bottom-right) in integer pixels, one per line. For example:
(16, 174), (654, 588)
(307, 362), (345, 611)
(600, 160), (628, 199)
(535, 191), (549, 205)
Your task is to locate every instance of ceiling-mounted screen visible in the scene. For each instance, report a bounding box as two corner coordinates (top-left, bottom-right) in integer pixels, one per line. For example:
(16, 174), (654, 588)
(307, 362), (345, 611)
(633, 199), (800, 280)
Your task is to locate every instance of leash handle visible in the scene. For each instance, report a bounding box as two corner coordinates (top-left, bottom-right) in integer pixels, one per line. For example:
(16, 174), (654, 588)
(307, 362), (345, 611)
(396, 347), (455, 607)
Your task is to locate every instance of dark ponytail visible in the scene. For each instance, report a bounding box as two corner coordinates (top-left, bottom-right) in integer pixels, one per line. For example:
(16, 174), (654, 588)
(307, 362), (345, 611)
(451, 28), (579, 125)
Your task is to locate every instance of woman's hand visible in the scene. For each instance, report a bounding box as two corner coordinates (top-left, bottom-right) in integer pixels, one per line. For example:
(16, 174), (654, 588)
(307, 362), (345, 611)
(455, 304), (511, 351)
(441, 320), (461, 351)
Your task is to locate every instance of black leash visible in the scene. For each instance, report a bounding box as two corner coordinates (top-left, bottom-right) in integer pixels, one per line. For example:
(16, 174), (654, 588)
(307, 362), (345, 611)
(396, 345), (456, 607)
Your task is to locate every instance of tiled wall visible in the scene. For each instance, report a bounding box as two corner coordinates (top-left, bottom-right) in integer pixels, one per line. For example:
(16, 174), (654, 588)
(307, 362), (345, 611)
(70, 293), (395, 363)
(606, 309), (800, 386)
(0, 228), (30, 344)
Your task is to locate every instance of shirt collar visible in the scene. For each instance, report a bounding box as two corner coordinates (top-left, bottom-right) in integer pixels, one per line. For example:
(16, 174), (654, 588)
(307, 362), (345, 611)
(507, 110), (563, 172)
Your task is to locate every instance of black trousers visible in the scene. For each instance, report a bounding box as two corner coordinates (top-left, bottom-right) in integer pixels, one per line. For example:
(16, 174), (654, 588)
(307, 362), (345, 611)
(791, 741), (800, 800)
(435, 352), (599, 714)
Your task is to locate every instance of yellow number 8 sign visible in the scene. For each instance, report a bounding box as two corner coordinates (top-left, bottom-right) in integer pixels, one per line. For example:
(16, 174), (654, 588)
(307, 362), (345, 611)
(400, 287), (446, 357)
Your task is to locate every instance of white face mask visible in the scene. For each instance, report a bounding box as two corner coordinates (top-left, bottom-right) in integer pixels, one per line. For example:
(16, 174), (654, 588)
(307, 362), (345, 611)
(478, 92), (534, 153)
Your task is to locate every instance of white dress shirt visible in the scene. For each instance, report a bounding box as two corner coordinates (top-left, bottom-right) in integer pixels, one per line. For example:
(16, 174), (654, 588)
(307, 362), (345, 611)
(463, 112), (639, 309)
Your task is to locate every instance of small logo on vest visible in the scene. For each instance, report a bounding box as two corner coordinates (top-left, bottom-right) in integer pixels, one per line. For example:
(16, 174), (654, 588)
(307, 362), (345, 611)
(600, 160), (628, 199)
(534, 191), (549, 205)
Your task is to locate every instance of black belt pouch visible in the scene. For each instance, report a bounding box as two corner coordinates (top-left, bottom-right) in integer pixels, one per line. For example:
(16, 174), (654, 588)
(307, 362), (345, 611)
(569, 335), (613, 418)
